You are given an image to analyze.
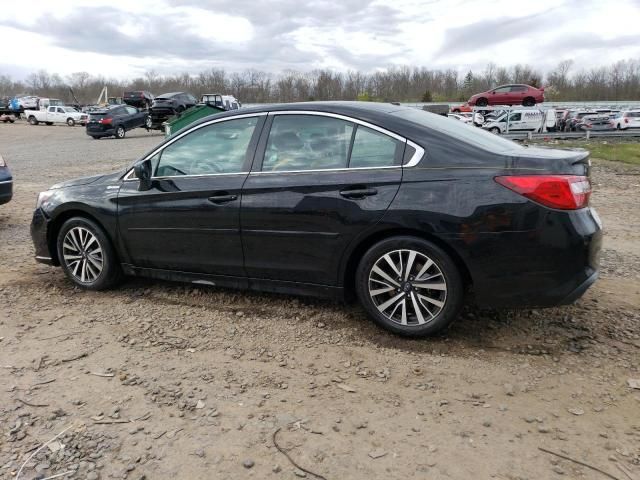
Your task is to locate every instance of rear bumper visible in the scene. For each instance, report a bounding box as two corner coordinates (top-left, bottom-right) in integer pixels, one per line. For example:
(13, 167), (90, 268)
(86, 128), (116, 137)
(30, 208), (55, 265)
(0, 178), (12, 205)
(454, 207), (602, 308)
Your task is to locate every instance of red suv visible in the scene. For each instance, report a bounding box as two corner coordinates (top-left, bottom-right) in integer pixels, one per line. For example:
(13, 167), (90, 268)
(468, 84), (544, 107)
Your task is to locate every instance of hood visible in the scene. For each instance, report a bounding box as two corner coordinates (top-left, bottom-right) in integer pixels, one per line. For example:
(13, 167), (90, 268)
(49, 171), (123, 190)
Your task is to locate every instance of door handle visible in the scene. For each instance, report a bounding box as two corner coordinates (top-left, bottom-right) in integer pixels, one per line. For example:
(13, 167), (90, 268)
(208, 194), (237, 204)
(339, 187), (378, 199)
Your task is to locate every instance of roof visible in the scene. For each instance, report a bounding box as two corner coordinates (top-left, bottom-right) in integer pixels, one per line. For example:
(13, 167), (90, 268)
(187, 101), (415, 132)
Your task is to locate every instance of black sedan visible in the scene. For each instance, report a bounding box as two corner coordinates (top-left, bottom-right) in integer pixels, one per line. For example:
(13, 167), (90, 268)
(0, 154), (12, 205)
(31, 102), (602, 337)
(86, 105), (150, 139)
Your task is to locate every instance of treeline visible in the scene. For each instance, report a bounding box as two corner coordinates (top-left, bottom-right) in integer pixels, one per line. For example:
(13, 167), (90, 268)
(1, 59), (639, 105)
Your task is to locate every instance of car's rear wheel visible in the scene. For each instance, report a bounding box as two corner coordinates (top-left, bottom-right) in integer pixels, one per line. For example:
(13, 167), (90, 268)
(523, 97), (535, 107)
(67, 118), (75, 126)
(115, 125), (125, 139)
(28, 116), (38, 125)
(91, 136), (100, 140)
(476, 98), (488, 107)
(57, 217), (122, 290)
(355, 236), (464, 337)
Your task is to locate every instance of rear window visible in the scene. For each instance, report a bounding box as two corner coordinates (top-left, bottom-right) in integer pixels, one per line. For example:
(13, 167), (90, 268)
(390, 109), (523, 154)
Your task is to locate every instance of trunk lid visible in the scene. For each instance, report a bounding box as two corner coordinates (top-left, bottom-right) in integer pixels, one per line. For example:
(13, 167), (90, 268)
(511, 147), (590, 176)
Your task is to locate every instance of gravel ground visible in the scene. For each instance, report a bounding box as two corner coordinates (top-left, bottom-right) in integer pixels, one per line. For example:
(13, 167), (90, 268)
(1, 121), (639, 480)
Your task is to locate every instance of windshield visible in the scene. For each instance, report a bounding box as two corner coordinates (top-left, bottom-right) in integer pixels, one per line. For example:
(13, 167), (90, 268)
(63, 107), (76, 112)
(391, 109), (523, 153)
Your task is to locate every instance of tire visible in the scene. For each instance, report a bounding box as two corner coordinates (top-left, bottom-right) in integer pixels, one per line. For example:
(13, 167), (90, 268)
(115, 125), (125, 139)
(452, 109), (460, 113)
(355, 236), (464, 337)
(28, 116), (38, 125)
(66, 118), (75, 126)
(489, 127), (501, 134)
(45, 122), (54, 126)
(523, 97), (535, 107)
(476, 98), (488, 107)
(56, 217), (122, 290)
(145, 116), (153, 129)
(616, 124), (621, 130)
(9, 119), (14, 123)
(91, 136), (100, 140)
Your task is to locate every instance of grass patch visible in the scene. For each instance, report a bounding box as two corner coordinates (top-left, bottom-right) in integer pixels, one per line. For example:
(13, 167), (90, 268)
(529, 141), (640, 166)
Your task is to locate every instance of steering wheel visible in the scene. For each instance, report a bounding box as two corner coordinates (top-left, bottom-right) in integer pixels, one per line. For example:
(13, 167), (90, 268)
(190, 160), (223, 174)
(162, 165), (187, 176)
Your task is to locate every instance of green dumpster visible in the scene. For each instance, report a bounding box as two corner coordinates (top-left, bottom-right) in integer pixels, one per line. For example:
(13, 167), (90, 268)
(164, 103), (225, 137)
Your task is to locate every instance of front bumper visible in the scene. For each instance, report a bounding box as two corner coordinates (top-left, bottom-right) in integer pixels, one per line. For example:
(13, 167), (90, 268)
(0, 178), (12, 205)
(30, 207), (55, 265)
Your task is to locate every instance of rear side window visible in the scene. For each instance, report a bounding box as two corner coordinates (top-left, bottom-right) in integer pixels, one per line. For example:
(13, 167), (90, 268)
(349, 126), (401, 168)
(262, 115), (354, 172)
(391, 109), (523, 154)
(155, 117), (258, 177)
(510, 85), (527, 92)
(125, 106), (137, 115)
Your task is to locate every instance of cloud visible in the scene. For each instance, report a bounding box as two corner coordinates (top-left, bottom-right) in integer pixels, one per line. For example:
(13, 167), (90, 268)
(0, 0), (407, 73)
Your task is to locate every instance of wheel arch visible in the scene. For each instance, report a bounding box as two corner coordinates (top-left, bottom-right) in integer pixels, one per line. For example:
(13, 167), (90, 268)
(341, 228), (473, 301)
(47, 208), (117, 266)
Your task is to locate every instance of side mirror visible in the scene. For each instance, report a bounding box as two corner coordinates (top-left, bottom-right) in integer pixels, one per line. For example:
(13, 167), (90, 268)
(134, 159), (152, 191)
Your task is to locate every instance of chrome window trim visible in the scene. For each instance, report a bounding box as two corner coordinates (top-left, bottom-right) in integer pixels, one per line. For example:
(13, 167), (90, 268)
(0, 179), (13, 184)
(122, 112), (267, 181)
(256, 111), (425, 174)
(268, 110), (406, 142)
(250, 165), (401, 176)
(404, 140), (425, 167)
(122, 109), (426, 181)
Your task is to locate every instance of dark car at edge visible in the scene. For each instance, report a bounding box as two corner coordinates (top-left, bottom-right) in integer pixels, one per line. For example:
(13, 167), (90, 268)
(86, 105), (150, 139)
(30, 102), (602, 337)
(0, 154), (12, 205)
(148, 92), (197, 130)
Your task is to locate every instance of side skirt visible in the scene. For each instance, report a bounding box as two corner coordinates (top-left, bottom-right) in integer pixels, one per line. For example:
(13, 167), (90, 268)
(121, 264), (344, 300)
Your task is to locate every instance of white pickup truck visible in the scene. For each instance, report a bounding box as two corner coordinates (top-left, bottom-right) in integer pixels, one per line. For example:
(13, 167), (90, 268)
(25, 106), (88, 126)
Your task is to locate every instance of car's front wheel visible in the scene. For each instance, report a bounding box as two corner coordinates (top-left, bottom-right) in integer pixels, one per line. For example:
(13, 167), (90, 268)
(489, 127), (500, 134)
(115, 125), (126, 139)
(67, 118), (75, 126)
(145, 116), (153, 129)
(57, 217), (122, 290)
(355, 236), (464, 337)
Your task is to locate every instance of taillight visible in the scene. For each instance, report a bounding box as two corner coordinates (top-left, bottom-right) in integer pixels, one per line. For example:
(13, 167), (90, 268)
(495, 175), (591, 210)
(99, 117), (112, 125)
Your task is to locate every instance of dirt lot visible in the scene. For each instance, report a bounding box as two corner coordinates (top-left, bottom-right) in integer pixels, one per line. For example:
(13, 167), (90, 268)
(1, 121), (639, 480)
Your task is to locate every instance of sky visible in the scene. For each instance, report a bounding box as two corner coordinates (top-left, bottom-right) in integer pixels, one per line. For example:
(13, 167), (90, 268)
(0, 0), (639, 80)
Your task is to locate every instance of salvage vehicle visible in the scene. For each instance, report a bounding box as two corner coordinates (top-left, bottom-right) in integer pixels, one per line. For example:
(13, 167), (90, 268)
(201, 94), (241, 110)
(123, 91), (154, 110)
(564, 111), (596, 132)
(578, 115), (614, 131)
(1, 113), (15, 123)
(468, 84), (544, 107)
(148, 92), (197, 130)
(482, 108), (544, 133)
(30, 102), (601, 337)
(450, 103), (473, 113)
(26, 105), (88, 126)
(611, 110), (640, 130)
(0, 154), (12, 205)
(86, 104), (150, 139)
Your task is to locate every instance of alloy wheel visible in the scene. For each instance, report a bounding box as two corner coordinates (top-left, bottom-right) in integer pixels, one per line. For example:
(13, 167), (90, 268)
(62, 226), (103, 283)
(368, 249), (447, 326)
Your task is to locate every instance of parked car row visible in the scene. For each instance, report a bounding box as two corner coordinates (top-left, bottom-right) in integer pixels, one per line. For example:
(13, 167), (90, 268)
(556, 108), (640, 132)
